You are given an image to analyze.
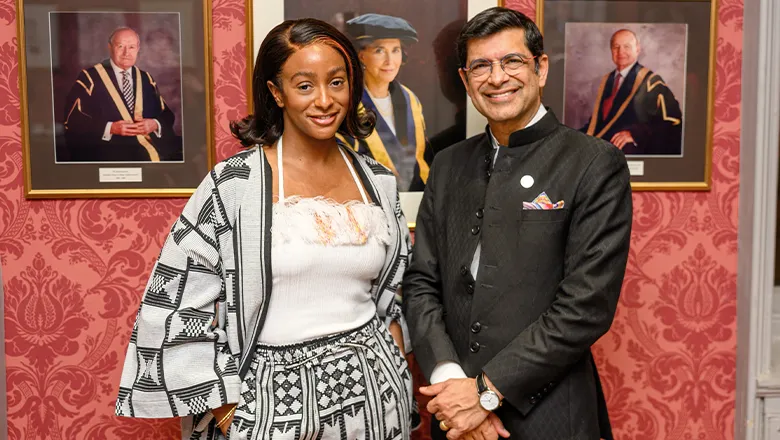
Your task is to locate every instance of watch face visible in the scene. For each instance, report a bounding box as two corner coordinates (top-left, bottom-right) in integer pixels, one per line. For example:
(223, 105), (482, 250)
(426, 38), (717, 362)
(480, 391), (500, 411)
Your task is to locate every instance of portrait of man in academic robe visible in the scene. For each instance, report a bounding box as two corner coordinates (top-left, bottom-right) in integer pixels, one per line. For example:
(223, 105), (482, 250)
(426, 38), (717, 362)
(58, 26), (183, 162)
(566, 26), (685, 156)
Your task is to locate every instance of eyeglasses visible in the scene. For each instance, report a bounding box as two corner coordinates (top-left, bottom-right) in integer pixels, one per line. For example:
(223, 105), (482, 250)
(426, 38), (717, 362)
(462, 53), (538, 79)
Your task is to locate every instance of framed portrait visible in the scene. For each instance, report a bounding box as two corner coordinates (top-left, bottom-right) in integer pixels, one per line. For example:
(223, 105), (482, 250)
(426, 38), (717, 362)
(17, 0), (215, 198)
(537, 0), (717, 190)
(247, 0), (500, 227)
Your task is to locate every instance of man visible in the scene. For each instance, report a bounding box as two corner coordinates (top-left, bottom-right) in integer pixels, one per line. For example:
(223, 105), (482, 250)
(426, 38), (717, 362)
(402, 7), (632, 440)
(61, 27), (182, 162)
(580, 29), (683, 155)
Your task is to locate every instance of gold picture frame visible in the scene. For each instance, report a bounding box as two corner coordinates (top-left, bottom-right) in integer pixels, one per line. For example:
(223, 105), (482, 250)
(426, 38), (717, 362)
(536, 0), (717, 191)
(17, 0), (216, 199)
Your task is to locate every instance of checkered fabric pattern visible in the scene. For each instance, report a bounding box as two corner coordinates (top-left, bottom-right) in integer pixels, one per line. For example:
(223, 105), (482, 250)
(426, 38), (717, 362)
(115, 146), (412, 424)
(199, 317), (412, 440)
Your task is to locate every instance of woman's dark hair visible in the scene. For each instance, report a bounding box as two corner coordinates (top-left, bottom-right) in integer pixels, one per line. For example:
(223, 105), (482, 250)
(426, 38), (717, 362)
(455, 7), (544, 74)
(230, 18), (375, 147)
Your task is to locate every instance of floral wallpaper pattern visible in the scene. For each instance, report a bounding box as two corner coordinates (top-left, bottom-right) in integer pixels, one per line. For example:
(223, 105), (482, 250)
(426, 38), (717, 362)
(0, 0), (741, 438)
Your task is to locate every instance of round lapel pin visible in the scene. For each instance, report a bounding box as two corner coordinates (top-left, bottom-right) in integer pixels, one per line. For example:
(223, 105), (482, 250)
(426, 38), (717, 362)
(521, 175), (534, 188)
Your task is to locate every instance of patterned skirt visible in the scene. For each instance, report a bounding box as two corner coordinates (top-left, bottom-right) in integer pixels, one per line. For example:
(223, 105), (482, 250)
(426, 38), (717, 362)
(189, 316), (413, 440)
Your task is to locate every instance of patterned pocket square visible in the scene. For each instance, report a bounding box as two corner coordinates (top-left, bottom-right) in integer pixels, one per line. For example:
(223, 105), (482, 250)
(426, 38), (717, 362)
(522, 192), (565, 210)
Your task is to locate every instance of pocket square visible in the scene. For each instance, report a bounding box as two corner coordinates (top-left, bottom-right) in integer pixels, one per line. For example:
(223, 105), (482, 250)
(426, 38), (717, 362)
(523, 192), (565, 210)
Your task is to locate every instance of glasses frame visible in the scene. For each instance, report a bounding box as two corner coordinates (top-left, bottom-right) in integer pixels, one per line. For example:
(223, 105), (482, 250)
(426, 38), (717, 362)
(461, 53), (539, 78)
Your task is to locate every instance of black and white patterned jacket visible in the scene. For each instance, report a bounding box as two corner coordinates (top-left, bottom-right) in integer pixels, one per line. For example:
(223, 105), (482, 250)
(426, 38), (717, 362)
(115, 145), (412, 421)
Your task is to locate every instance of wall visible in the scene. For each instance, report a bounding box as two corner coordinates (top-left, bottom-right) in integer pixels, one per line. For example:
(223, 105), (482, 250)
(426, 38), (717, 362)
(0, 0), (247, 437)
(0, 0), (742, 439)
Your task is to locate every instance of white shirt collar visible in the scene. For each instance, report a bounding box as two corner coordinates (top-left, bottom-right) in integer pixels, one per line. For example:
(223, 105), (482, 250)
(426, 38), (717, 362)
(617, 61), (636, 80)
(110, 59), (133, 80)
(488, 103), (548, 148)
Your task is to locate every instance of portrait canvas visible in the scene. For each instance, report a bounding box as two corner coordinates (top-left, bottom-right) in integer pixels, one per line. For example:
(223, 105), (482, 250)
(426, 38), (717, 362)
(18, 0), (214, 198)
(250, 0), (477, 225)
(539, 0), (716, 190)
(51, 12), (185, 163)
(562, 22), (687, 157)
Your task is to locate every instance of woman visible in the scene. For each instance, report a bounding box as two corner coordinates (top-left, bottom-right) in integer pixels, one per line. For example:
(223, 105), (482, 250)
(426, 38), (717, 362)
(340, 13), (433, 192)
(115, 18), (413, 440)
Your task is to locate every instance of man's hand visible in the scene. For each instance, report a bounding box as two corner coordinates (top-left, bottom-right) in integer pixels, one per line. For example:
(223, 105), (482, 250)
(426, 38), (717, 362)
(110, 121), (144, 136)
(135, 118), (159, 135)
(610, 130), (636, 149)
(420, 378), (488, 439)
(463, 413), (511, 440)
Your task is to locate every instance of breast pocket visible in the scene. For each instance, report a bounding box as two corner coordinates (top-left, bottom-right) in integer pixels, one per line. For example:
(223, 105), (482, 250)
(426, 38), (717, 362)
(516, 208), (569, 290)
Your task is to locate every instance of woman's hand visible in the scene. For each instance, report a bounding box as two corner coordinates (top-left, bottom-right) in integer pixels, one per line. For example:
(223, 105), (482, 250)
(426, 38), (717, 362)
(212, 403), (237, 436)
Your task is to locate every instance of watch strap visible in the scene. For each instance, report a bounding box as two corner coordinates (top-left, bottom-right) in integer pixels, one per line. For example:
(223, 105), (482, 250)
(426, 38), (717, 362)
(476, 372), (489, 394)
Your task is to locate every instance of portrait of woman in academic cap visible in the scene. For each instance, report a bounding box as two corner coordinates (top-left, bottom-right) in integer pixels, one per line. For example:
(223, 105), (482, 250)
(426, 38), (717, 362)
(342, 13), (433, 192)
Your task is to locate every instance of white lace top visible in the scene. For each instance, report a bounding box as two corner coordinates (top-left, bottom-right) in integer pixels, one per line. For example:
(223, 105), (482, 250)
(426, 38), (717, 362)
(258, 138), (390, 345)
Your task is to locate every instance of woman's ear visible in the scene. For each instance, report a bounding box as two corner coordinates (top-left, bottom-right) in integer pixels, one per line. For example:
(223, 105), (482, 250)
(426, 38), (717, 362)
(267, 80), (284, 108)
(357, 51), (366, 69)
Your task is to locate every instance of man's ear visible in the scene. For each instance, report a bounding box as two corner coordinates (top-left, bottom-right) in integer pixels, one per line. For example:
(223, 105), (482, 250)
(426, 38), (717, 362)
(267, 80), (283, 108)
(536, 54), (549, 89)
(458, 68), (471, 98)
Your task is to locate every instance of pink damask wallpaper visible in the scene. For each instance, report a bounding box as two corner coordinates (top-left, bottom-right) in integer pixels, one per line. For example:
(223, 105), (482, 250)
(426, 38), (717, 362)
(0, 0), (742, 438)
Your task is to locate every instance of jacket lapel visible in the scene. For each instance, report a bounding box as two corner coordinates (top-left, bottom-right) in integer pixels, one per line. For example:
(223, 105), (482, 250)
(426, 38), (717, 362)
(603, 63), (642, 122)
(389, 81), (410, 145)
(235, 148), (274, 379)
(362, 90), (405, 152)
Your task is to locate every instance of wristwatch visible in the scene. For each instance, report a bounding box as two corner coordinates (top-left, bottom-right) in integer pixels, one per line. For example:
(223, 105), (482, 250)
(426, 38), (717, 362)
(476, 372), (502, 411)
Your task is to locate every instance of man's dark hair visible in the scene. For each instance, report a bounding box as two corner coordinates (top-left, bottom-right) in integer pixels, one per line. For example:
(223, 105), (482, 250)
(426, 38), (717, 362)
(456, 7), (543, 73)
(230, 18), (375, 147)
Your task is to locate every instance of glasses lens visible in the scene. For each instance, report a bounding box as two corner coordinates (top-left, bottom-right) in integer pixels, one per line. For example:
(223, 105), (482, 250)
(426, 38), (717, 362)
(502, 56), (526, 74)
(469, 61), (492, 78)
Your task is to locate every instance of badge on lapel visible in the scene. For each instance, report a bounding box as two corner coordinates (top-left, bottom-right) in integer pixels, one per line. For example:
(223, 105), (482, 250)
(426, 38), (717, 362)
(522, 192), (565, 210)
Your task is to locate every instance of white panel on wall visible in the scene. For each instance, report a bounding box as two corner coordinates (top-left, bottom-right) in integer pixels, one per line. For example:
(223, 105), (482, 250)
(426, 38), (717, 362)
(764, 398), (780, 440)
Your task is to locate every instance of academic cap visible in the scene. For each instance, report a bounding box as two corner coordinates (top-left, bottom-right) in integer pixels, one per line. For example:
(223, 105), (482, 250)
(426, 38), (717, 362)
(345, 13), (418, 43)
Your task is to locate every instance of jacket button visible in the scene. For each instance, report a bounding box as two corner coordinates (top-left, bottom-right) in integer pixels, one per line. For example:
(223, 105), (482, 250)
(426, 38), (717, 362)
(471, 225), (480, 235)
(471, 322), (482, 333)
(530, 396), (537, 404)
(467, 283), (475, 294)
(460, 265), (469, 276)
(476, 209), (484, 219)
(470, 341), (480, 353)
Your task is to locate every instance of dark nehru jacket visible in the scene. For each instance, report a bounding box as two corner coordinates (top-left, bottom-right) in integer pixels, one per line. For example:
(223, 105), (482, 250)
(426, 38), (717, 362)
(403, 109), (632, 439)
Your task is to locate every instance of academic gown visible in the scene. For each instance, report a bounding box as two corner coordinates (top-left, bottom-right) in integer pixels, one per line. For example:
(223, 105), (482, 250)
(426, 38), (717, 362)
(62, 59), (182, 162)
(339, 81), (433, 191)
